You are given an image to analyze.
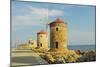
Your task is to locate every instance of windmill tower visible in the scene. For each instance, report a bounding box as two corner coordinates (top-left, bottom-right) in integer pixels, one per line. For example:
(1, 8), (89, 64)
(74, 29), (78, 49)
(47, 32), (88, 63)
(49, 18), (68, 53)
(37, 30), (48, 49)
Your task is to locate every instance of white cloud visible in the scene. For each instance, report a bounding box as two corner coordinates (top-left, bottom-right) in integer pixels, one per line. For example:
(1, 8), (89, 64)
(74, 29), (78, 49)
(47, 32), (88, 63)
(12, 6), (64, 26)
(48, 9), (63, 16)
(12, 15), (43, 26)
(31, 8), (48, 17)
(28, 5), (63, 17)
(31, 7), (63, 17)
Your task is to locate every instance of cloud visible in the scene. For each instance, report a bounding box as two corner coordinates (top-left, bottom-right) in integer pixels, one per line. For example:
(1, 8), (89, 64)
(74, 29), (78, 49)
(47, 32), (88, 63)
(31, 7), (63, 17)
(48, 9), (63, 16)
(12, 4), (64, 26)
(12, 15), (43, 26)
(28, 5), (63, 17)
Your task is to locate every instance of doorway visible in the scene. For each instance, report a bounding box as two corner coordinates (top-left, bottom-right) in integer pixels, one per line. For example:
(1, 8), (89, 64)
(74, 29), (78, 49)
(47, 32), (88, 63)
(55, 42), (58, 48)
(40, 43), (42, 47)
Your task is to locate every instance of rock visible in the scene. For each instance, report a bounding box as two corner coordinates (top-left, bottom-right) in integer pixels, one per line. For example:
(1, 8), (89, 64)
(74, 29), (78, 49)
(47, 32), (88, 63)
(54, 55), (66, 63)
(45, 54), (55, 63)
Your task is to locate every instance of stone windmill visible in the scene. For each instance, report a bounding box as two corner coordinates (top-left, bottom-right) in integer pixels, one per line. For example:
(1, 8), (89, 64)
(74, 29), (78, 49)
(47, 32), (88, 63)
(49, 18), (68, 53)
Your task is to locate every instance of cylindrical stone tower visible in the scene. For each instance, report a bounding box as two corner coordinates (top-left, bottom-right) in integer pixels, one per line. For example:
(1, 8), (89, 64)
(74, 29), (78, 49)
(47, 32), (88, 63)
(37, 30), (48, 49)
(49, 18), (68, 52)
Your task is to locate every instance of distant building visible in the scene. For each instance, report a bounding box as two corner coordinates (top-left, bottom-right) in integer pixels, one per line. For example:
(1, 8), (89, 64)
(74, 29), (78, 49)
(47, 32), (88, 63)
(37, 30), (48, 49)
(28, 39), (37, 48)
(18, 43), (28, 49)
(18, 39), (37, 49)
(49, 18), (68, 52)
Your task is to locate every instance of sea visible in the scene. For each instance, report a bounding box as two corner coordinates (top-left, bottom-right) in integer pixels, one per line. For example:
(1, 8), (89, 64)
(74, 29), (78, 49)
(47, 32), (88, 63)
(68, 45), (96, 52)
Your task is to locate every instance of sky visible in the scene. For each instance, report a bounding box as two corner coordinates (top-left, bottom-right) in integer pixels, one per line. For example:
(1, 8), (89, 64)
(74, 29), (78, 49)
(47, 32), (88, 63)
(11, 0), (96, 47)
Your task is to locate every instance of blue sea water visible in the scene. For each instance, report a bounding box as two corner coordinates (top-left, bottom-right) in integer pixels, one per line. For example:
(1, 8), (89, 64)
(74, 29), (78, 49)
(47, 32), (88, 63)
(68, 45), (96, 51)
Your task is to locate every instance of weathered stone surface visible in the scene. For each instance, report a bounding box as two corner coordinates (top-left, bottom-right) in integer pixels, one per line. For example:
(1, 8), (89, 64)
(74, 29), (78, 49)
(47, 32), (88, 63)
(37, 30), (48, 49)
(49, 18), (68, 52)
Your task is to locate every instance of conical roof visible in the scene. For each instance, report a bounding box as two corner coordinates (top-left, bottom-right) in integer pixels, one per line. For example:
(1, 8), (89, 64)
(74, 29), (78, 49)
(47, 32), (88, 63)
(49, 18), (66, 26)
(54, 18), (64, 23)
(37, 30), (47, 34)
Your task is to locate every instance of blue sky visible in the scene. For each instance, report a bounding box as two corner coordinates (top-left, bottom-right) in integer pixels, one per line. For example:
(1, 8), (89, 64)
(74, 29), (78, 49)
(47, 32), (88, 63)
(11, 1), (96, 47)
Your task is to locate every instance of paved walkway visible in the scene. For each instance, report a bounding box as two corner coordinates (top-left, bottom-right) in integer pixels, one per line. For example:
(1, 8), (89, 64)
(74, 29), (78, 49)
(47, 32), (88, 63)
(11, 48), (48, 66)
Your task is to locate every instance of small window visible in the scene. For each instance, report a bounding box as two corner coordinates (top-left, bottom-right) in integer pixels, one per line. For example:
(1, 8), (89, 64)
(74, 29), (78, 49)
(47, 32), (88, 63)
(40, 43), (42, 47)
(55, 42), (58, 48)
(56, 27), (59, 31)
